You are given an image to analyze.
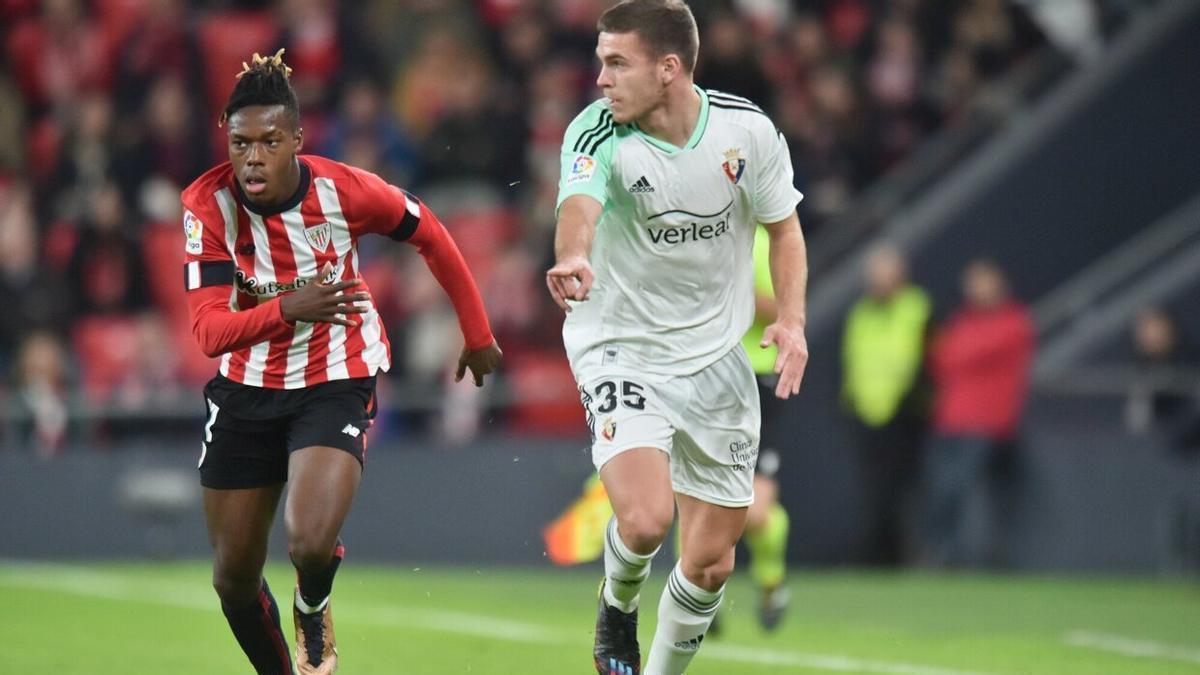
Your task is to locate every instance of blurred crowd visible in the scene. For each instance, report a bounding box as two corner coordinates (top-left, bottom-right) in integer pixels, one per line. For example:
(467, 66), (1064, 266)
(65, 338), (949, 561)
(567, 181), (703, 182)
(0, 0), (1147, 452)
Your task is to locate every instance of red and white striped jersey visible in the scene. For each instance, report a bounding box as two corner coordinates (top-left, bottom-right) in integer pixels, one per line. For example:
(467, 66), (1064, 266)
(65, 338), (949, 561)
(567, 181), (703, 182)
(181, 155), (421, 389)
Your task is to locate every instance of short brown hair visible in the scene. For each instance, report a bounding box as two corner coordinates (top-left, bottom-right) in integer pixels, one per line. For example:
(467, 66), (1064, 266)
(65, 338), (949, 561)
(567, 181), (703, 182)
(598, 0), (699, 73)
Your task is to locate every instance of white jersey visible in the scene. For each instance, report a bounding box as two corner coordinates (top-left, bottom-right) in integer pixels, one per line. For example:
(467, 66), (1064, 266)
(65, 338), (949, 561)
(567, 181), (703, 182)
(556, 87), (803, 378)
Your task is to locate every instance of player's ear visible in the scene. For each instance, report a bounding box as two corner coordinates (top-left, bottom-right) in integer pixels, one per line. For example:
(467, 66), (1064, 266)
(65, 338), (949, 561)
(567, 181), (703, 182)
(294, 126), (304, 153)
(660, 54), (680, 85)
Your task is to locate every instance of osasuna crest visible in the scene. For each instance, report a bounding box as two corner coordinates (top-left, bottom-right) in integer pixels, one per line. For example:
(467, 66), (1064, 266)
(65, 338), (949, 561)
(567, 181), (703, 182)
(722, 147), (746, 184)
(304, 222), (332, 252)
(601, 417), (617, 442)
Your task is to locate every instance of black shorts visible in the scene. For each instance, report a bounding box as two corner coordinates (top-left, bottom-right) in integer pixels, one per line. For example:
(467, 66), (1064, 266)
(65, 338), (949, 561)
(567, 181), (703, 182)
(199, 375), (377, 489)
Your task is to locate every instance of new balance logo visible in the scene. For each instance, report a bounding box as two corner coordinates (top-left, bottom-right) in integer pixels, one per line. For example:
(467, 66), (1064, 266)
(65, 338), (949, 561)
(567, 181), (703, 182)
(673, 634), (705, 650)
(628, 176), (654, 193)
(341, 424), (361, 438)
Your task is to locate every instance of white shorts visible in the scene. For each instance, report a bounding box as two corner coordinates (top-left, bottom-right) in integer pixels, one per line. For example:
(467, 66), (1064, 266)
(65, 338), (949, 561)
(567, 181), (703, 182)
(576, 346), (761, 507)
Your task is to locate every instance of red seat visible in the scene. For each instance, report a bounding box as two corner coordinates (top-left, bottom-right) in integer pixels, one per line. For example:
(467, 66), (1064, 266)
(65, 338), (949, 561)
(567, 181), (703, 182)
(72, 316), (142, 403)
(197, 11), (281, 156)
(505, 352), (584, 437)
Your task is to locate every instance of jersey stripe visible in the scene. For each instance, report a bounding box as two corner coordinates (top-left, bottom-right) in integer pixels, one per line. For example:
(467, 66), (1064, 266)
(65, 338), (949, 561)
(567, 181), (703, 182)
(261, 212), (302, 388)
(575, 111), (613, 155)
(709, 101), (771, 119)
(280, 205), (318, 389)
(297, 187), (335, 386)
(706, 90), (763, 110)
(214, 188), (241, 381)
(573, 110), (612, 153)
(242, 211), (277, 387)
(315, 177), (354, 382)
(587, 128), (614, 156)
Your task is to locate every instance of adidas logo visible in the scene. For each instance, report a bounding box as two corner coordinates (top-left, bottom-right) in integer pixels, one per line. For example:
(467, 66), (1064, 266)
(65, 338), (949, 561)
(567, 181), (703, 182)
(628, 176), (654, 193)
(607, 657), (635, 674)
(673, 633), (705, 650)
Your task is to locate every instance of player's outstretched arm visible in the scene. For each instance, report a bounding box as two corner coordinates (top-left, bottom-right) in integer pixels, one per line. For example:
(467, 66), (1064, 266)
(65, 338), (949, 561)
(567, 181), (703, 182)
(760, 212), (809, 400)
(404, 204), (501, 386)
(546, 195), (602, 312)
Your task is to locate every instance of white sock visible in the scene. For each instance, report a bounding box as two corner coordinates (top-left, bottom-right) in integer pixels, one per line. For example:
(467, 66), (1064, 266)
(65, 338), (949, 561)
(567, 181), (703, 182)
(603, 517), (657, 613)
(644, 562), (723, 675)
(294, 587), (329, 615)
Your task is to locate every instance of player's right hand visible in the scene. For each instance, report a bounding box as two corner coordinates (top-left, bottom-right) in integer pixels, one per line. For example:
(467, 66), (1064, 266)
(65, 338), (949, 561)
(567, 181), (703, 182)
(279, 261), (370, 327)
(546, 256), (594, 312)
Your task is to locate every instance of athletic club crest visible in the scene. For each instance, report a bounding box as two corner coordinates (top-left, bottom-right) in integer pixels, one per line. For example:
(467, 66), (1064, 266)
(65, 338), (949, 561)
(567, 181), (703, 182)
(722, 148), (746, 184)
(304, 222), (332, 252)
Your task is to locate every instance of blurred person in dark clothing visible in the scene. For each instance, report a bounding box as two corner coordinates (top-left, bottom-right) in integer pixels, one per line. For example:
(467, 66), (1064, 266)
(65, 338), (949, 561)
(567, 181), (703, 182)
(864, 18), (939, 172)
(419, 53), (527, 197)
(109, 0), (205, 118)
(321, 78), (419, 188)
(695, 10), (772, 109)
(842, 244), (931, 566)
(48, 93), (116, 216)
(115, 76), (211, 195)
(66, 182), (148, 318)
(1125, 307), (1200, 446)
(920, 258), (1034, 568)
(9, 330), (70, 456)
(1124, 307), (1200, 573)
(0, 180), (69, 370)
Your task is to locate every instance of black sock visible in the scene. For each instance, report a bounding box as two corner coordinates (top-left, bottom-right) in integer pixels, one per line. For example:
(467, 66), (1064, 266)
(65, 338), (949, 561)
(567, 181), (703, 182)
(293, 540), (344, 610)
(221, 578), (293, 675)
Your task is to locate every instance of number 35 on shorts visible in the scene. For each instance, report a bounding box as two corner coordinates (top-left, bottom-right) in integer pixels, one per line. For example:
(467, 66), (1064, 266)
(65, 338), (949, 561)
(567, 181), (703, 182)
(580, 379), (650, 443)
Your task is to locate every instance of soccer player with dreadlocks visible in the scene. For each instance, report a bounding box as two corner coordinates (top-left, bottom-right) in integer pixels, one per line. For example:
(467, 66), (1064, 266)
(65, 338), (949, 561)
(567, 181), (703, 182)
(182, 50), (502, 674)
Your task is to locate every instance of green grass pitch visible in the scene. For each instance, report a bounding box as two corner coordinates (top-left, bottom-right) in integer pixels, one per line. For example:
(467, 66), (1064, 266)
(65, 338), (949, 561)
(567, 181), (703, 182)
(2, 561), (1198, 674)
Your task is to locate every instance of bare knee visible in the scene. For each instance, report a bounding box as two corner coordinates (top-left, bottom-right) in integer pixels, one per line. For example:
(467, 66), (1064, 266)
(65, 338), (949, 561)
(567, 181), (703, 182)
(681, 548), (736, 592)
(617, 504), (674, 554)
(288, 533), (337, 574)
(212, 561), (261, 607)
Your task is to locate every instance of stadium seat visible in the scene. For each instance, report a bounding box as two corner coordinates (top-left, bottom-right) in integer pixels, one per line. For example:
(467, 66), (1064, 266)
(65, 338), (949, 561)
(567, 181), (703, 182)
(505, 352), (584, 436)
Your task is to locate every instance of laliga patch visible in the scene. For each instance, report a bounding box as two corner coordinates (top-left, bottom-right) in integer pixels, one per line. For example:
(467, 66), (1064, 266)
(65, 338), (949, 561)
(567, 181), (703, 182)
(566, 154), (597, 185)
(183, 210), (203, 255)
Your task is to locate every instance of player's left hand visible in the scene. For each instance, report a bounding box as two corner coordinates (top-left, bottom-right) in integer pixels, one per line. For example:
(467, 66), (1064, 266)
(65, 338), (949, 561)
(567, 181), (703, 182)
(761, 321), (808, 399)
(456, 340), (503, 387)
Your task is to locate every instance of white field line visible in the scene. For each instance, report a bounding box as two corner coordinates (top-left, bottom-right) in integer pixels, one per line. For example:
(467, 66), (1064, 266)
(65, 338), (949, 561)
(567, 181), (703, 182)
(0, 564), (992, 675)
(1064, 630), (1200, 666)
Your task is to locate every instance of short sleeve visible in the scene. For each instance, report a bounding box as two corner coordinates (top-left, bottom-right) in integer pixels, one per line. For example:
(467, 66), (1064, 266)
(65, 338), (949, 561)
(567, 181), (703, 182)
(342, 165), (422, 241)
(753, 123), (803, 224)
(556, 102), (615, 213)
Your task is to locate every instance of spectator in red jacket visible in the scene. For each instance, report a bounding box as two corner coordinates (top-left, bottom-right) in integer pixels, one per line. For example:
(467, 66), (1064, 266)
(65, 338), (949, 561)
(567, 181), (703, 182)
(920, 258), (1034, 567)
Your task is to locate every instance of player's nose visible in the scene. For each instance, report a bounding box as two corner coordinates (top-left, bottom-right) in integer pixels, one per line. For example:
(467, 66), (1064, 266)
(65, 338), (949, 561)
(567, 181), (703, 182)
(596, 67), (613, 90)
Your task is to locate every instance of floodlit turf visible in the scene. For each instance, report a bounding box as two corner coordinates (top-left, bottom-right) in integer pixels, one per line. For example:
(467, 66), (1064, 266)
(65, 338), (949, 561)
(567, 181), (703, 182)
(1, 561), (1198, 674)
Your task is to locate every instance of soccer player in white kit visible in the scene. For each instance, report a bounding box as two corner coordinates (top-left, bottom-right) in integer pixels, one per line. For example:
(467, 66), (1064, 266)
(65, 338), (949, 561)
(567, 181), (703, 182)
(545, 2), (809, 673)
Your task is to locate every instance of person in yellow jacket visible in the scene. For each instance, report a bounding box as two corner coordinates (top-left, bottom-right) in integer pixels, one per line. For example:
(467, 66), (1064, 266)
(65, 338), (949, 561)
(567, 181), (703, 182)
(841, 243), (931, 566)
(738, 224), (793, 630)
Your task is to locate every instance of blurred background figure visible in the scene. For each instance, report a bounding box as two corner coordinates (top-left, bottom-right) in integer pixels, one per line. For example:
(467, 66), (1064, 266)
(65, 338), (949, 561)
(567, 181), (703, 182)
(1123, 307), (1200, 572)
(920, 258), (1034, 568)
(841, 244), (930, 566)
(1125, 307), (1199, 441)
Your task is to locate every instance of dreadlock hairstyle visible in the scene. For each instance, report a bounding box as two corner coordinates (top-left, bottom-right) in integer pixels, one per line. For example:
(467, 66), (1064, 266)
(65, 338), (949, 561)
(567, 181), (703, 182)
(219, 48), (299, 128)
